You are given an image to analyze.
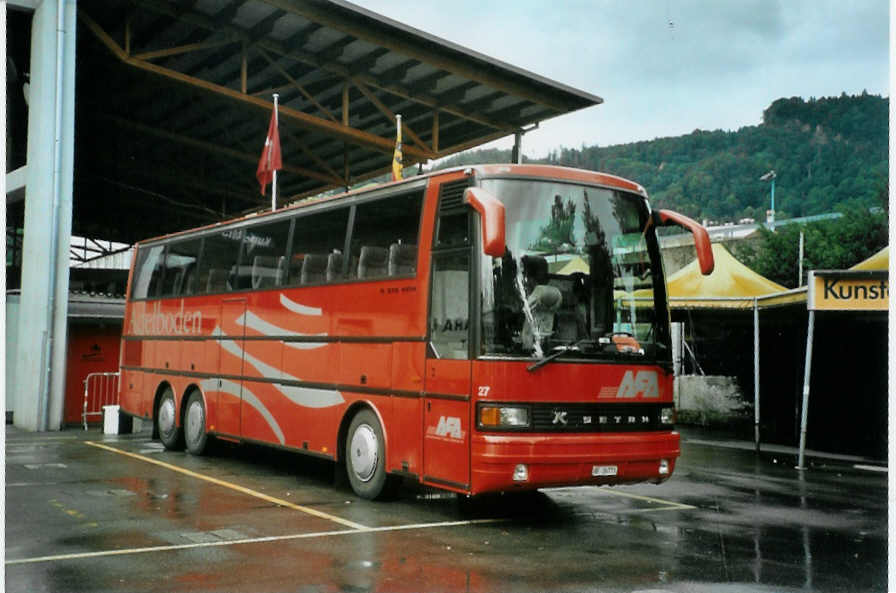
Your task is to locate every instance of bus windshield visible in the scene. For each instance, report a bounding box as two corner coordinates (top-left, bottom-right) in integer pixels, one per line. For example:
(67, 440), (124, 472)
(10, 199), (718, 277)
(479, 178), (665, 361)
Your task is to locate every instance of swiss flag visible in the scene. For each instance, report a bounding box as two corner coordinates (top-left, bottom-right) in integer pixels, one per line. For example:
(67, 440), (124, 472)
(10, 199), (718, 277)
(256, 108), (282, 195)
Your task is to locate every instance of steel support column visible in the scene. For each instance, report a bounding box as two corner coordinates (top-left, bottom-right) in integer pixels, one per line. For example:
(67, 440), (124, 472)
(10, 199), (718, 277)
(14, 0), (77, 431)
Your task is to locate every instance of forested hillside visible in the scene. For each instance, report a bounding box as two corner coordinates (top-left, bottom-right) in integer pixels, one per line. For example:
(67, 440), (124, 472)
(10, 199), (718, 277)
(436, 93), (888, 221)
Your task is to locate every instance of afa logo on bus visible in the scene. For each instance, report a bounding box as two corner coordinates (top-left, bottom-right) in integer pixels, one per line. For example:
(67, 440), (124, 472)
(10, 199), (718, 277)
(427, 416), (465, 441)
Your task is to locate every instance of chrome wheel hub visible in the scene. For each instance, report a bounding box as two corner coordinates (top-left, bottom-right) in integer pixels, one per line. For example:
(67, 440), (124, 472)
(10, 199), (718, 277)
(186, 400), (203, 441)
(158, 397), (176, 437)
(349, 424), (378, 482)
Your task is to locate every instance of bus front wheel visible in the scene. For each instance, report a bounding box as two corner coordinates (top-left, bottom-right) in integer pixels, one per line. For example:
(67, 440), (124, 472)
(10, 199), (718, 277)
(345, 409), (397, 500)
(156, 387), (184, 451)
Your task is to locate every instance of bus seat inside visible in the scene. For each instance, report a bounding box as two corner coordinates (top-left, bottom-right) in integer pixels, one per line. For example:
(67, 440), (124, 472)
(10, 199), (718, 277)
(388, 243), (417, 276)
(252, 256), (284, 289)
(358, 246), (389, 278)
(326, 252), (344, 282)
(301, 253), (328, 285)
(206, 268), (229, 293)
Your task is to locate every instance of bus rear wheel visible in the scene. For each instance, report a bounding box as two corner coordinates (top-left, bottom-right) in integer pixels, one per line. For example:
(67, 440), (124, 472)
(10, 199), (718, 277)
(184, 392), (209, 456)
(156, 387), (184, 451)
(345, 409), (397, 500)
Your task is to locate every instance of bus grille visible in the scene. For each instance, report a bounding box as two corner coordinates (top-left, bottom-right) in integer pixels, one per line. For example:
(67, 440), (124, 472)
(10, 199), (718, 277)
(529, 402), (668, 433)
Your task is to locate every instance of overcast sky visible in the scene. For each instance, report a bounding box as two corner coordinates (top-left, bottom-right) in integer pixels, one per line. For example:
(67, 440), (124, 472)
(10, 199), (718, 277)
(356, 0), (890, 158)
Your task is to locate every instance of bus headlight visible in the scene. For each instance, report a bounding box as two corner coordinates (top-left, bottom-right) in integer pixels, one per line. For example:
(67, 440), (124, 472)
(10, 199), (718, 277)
(479, 405), (530, 429)
(660, 407), (676, 425)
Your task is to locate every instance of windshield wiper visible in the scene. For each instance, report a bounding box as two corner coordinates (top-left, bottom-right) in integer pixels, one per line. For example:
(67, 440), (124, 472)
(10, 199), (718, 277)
(527, 339), (590, 372)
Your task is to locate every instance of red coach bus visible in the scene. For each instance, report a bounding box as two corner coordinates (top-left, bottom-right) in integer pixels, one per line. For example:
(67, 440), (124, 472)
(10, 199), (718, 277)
(118, 164), (713, 500)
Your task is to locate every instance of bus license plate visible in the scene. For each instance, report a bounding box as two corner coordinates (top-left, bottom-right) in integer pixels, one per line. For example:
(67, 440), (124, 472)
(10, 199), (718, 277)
(592, 465), (618, 477)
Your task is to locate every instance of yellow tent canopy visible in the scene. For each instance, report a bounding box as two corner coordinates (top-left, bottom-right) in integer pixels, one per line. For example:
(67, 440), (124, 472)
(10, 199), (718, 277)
(632, 243), (806, 309)
(849, 245), (888, 271)
(554, 255), (590, 275)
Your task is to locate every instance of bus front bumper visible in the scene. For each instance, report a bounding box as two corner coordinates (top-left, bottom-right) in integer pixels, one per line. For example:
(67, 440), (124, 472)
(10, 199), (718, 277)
(469, 431), (680, 495)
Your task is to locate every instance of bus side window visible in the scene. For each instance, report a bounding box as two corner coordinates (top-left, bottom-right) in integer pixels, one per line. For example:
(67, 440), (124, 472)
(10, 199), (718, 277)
(348, 191), (423, 280)
(196, 231), (242, 295)
(239, 218), (291, 290)
(161, 238), (202, 298)
(290, 208), (350, 285)
(130, 244), (165, 300)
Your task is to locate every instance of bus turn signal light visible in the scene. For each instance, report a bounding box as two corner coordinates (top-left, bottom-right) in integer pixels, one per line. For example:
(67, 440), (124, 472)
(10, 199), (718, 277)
(479, 405), (530, 428)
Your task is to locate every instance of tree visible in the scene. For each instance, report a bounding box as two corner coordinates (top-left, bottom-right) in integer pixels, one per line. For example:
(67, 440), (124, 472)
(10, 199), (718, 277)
(739, 208), (888, 288)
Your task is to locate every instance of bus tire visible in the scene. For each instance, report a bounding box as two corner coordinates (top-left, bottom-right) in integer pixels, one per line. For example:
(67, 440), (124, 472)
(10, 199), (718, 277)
(345, 409), (396, 500)
(184, 391), (209, 456)
(156, 387), (184, 451)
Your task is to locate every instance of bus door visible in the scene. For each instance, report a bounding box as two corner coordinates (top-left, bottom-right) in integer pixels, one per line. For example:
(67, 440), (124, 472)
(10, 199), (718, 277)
(217, 297), (247, 438)
(423, 250), (472, 491)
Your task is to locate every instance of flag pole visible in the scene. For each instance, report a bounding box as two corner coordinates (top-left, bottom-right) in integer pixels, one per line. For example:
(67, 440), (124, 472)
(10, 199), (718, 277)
(272, 93), (279, 212)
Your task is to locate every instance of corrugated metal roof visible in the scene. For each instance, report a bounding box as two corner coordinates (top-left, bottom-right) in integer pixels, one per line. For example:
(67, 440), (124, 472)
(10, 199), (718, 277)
(73, 0), (602, 244)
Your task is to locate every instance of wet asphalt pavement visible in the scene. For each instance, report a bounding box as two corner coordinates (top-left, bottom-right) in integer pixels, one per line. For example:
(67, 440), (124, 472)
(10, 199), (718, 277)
(5, 425), (887, 593)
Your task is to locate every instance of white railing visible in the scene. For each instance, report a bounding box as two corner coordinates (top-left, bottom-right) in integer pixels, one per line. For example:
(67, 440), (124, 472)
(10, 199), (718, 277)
(82, 372), (120, 430)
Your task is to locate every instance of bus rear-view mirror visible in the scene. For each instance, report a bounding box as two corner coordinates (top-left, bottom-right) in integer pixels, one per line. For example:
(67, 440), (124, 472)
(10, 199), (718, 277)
(653, 209), (714, 275)
(464, 187), (506, 257)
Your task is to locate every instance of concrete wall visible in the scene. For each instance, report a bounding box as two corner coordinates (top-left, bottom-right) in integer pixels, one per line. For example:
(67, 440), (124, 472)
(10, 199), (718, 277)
(676, 375), (752, 426)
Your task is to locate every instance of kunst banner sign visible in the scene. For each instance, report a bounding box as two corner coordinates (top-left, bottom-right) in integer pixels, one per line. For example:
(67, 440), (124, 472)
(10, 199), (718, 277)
(807, 270), (889, 311)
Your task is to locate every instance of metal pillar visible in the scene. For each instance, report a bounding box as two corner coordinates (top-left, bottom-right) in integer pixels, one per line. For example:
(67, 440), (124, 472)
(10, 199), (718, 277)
(753, 298), (760, 452)
(511, 131), (523, 164)
(14, 0), (77, 431)
(796, 310), (815, 470)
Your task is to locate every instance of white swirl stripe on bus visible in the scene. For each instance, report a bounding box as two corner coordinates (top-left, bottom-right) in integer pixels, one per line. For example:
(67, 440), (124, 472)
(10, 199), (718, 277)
(200, 378), (286, 445)
(213, 327), (345, 409)
(279, 294), (322, 317)
(235, 310), (327, 351)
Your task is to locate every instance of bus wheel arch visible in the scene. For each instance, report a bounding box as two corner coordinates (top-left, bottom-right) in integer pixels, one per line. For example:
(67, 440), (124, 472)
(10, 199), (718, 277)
(340, 403), (398, 500)
(182, 385), (209, 456)
(154, 382), (184, 451)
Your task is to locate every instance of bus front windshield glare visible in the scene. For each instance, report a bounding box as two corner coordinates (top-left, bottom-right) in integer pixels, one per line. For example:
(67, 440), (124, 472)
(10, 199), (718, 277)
(479, 179), (665, 361)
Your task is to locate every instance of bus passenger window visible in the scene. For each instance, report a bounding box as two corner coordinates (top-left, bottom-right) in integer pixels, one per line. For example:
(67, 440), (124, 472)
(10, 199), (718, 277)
(130, 244), (165, 300)
(161, 238), (202, 298)
(196, 231), (242, 294)
(233, 219), (291, 290)
(347, 191), (423, 280)
(290, 208), (350, 285)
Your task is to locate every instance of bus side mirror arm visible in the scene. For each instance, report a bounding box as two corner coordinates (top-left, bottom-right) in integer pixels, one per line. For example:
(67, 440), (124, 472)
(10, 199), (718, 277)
(463, 187), (506, 257)
(653, 210), (715, 275)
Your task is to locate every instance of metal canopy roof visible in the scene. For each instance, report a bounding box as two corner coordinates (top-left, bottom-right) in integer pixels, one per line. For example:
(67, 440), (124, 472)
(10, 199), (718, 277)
(74, 0), (602, 244)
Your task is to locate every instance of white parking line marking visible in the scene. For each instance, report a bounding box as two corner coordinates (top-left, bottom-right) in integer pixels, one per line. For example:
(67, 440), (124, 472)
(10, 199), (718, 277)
(85, 441), (368, 530)
(544, 486), (696, 511)
(595, 488), (696, 510)
(6, 518), (505, 565)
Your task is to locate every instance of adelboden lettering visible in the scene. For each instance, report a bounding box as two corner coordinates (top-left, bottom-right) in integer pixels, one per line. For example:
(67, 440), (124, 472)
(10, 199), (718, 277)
(132, 301), (202, 336)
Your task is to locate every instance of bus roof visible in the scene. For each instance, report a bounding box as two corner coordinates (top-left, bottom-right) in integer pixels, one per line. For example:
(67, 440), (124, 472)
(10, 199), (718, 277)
(136, 165), (648, 247)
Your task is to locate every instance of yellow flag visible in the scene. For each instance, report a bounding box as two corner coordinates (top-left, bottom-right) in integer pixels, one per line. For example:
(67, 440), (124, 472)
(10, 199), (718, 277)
(391, 114), (403, 181)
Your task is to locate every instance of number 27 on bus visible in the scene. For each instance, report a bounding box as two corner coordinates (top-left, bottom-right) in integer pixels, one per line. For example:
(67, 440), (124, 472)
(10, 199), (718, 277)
(119, 164), (713, 500)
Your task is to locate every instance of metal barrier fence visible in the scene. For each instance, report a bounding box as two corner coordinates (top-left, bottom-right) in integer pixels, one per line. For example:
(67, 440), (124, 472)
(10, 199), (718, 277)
(82, 372), (120, 430)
